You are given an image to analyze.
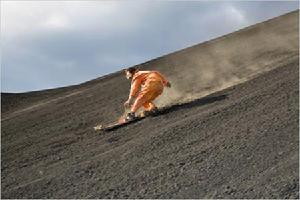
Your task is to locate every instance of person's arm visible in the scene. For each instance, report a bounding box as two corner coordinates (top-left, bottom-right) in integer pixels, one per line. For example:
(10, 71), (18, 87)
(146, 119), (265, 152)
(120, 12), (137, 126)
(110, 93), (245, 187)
(124, 78), (141, 107)
(129, 78), (141, 98)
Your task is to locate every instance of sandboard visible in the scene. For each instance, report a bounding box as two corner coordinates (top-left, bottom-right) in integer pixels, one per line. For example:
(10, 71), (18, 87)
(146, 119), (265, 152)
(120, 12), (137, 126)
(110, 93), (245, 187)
(94, 115), (147, 132)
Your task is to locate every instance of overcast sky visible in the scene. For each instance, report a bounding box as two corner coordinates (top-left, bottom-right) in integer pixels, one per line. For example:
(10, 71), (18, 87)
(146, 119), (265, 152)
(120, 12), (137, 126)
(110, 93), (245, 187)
(1, 1), (298, 93)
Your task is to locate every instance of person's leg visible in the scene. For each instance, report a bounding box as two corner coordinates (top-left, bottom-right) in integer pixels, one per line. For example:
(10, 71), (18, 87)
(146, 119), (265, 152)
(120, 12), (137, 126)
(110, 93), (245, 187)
(141, 101), (159, 117)
(143, 102), (151, 111)
(131, 81), (163, 113)
(125, 93), (148, 121)
(141, 83), (163, 116)
(131, 91), (150, 113)
(143, 102), (157, 111)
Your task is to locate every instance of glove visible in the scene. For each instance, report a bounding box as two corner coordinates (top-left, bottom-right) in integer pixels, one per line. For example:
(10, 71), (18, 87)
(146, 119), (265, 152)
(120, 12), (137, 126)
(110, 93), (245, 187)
(124, 98), (133, 108)
(166, 82), (171, 88)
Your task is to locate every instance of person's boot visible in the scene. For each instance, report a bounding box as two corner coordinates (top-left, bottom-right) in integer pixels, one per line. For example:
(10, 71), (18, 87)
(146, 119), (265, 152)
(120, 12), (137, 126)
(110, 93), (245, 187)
(125, 112), (136, 122)
(150, 107), (159, 115)
(142, 107), (159, 117)
(141, 110), (151, 117)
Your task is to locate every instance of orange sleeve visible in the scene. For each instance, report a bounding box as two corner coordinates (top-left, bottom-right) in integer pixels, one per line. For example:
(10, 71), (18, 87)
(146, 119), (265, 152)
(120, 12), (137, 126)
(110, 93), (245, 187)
(129, 78), (141, 98)
(155, 71), (169, 86)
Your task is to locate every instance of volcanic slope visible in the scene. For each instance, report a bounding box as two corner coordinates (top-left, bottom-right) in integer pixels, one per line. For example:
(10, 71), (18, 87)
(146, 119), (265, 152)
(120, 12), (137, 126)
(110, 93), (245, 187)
(1, 11), (299, 198)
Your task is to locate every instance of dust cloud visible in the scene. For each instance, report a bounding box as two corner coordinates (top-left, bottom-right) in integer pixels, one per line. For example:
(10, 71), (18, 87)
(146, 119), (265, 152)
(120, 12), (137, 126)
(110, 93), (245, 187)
(154, 12), (299, 107)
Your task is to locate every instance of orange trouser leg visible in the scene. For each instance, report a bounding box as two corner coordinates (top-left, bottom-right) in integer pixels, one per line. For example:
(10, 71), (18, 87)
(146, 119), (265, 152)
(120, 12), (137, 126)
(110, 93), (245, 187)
(131, 81), (163, 113)
(143, 102), (156, 111)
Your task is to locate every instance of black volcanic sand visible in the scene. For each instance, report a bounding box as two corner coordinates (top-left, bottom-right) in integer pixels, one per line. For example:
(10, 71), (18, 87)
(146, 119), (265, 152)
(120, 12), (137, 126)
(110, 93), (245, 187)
(1, 55), (299, 199)
(1, 11), (299, 199)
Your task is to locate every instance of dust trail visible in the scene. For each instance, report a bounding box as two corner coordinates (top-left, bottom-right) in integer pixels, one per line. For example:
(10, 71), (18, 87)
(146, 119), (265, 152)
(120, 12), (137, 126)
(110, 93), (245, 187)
(153, 11), (299, 108)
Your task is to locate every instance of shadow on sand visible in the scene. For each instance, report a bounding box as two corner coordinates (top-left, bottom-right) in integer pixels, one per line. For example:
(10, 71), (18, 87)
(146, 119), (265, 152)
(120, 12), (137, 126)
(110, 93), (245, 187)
(104, 94), (227, 132)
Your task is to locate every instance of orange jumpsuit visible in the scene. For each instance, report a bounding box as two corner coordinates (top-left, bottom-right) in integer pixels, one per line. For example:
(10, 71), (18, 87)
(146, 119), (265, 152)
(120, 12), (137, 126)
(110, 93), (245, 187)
(129, 70), (169, 112)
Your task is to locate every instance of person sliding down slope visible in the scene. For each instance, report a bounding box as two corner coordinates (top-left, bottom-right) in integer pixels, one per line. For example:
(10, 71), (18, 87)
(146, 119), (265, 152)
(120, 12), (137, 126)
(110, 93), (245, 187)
(124, 66), (171, 121)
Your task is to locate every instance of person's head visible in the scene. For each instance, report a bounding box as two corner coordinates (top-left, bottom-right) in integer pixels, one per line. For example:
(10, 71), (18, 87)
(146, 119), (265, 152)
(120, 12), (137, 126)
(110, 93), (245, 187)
(124, 67), (138, 79)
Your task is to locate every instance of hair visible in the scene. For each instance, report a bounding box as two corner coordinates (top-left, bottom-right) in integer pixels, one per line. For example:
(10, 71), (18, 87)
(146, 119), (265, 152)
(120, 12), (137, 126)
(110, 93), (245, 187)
(125, 66), (138, 74)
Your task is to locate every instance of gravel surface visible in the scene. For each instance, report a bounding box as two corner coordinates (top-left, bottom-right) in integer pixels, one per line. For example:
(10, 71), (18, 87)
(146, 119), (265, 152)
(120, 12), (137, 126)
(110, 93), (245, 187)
(1, 11), (298, 199)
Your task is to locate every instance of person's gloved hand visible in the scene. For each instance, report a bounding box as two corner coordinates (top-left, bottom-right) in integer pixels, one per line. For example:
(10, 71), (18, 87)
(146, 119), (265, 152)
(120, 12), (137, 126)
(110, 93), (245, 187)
(124, 98), (133, 108)
(124, 100), (130, 108)
(166, 82), (171, 88)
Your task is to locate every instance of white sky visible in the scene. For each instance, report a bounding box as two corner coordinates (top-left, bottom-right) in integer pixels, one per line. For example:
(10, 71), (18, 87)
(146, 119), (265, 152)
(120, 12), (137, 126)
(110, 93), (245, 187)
(1, 1), (299, 92)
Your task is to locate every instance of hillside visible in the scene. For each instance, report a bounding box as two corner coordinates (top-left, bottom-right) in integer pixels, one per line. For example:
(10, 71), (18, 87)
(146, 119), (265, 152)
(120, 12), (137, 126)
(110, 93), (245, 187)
(1, 10), (299, 198)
